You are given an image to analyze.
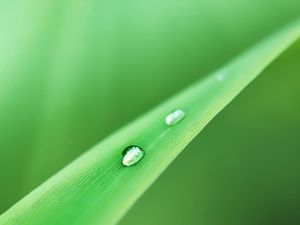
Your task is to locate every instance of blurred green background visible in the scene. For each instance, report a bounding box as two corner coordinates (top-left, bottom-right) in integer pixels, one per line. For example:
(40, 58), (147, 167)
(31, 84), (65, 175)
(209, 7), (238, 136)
(0, 0), (300, 224)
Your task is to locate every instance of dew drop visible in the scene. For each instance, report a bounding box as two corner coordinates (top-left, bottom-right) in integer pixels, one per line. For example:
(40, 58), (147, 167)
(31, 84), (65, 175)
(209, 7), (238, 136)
(165, 109), (186, 126)
(215, 69), (227, 82)
(122, 145), (144, 166)
(216, 73), (225, 81)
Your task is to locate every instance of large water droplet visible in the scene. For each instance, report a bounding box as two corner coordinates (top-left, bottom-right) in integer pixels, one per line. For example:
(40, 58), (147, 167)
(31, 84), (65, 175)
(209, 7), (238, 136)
(165, 109), (186, 126)
(122, 146), (144, 166)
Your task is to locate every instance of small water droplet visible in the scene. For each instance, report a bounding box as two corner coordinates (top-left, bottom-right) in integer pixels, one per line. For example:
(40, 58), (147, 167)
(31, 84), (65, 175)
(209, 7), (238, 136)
(216, 73), (225, 81)
(165, 109), (186, 126)
(122, 146), (144, 166)
(215, 69), (227, 82)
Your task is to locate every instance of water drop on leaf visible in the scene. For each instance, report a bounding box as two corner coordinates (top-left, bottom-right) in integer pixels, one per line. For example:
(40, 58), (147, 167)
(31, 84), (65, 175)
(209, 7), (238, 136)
(165, 109), (186, 126)
(122, 146), (145, 167)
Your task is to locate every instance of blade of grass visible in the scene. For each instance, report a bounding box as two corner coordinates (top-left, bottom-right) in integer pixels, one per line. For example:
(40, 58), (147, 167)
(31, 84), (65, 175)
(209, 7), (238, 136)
(1, 19), (300, 225)
(3, 0), (300, 214)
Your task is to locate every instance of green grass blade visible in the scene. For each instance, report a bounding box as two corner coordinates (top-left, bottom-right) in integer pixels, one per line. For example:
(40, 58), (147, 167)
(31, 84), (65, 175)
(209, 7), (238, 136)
(1, 20), (300, 225)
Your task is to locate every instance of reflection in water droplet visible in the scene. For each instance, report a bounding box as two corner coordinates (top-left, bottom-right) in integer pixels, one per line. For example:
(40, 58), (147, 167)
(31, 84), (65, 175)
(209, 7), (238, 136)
(165, 109), (186, 126)
(122, 146), (144, 166)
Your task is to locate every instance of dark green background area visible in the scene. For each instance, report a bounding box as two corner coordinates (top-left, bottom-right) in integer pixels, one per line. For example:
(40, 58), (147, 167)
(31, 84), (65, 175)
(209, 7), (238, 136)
(0, 0), (299, 224)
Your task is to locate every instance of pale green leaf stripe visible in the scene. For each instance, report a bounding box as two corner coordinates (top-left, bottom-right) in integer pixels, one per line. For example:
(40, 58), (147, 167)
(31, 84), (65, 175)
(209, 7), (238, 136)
(1, 19), (300, 225)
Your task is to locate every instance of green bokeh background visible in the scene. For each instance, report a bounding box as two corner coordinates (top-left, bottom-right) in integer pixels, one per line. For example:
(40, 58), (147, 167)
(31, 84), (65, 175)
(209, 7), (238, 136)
(0, 0), (299, 224)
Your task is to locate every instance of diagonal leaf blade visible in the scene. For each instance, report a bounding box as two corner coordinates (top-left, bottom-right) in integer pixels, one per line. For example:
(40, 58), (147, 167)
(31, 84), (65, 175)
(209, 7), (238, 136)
(1, 19), (300, 225)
